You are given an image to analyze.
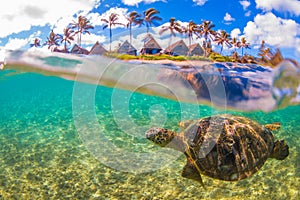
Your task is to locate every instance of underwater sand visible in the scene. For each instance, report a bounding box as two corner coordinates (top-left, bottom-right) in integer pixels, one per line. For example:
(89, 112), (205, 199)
(0, 71), (299, 199)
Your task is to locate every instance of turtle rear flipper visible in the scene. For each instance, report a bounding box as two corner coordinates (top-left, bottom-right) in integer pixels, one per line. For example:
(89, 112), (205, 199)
(182, 158), (206, 188)
(265, 122), (281, 131)
(270, 140), (289, 160)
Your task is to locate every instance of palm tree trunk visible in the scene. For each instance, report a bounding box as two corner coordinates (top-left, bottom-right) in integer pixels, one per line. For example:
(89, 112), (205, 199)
(78, 31), (82, 47)
(64, 40), (67, 52)
(129, 23), (132, 44)
(109, 27), (112, 52)
(79, 28), (82, 47)
(204, 37), (208, 57)
(129, 24), (132, 54)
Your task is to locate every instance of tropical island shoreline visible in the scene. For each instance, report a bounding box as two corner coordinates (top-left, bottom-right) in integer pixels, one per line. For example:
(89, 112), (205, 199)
(25, 6), (295, 69)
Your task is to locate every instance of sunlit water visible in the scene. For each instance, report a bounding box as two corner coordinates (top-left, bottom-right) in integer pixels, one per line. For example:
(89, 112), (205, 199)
(0, 51), (299, 199)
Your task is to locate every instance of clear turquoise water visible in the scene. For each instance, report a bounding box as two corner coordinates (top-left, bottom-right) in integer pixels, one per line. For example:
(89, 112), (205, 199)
(0, 70), (299, 199)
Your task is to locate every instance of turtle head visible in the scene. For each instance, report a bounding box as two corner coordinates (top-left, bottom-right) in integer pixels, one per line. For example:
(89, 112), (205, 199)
(145, 127), (176, 147)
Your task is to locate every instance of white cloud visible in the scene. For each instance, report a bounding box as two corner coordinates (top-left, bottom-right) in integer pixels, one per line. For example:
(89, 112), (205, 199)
(34, 31), (42, 38)
(81, 33), (106, 46)
(240, 0), (250, 10)
(224, 13), (235, 22)
(231, 28), (241, 38)
(52, 7), (129, 47)
(121, 0), (165, 6)
(255, 0), (300, 16)
(4, 31), (43, 50)
(245, 11), (251, 17)
(297, 38), (300, 53)
(193, 0), (208, 6)
(151, 21), (200, 48)
(240, 0), (251, 16)
(5, 38), (30, 50)
(53, 17), (76, 36)
(88, 7), (129, 28)
(0, 0), (100, 38)
(243, 12), (300, 50)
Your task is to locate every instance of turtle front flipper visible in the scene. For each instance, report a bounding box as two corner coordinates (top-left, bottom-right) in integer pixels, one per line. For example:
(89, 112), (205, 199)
(265, 122), (281, 131)
(269, 140), (289, 160)
(182, 158), (206, 188)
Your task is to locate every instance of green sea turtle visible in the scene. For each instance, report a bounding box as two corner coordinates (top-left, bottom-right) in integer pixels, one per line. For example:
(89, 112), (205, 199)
(145, 114), (289, 187)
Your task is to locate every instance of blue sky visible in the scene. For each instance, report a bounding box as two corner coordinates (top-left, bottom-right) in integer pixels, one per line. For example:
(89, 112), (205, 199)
(0, 0), (299, 61)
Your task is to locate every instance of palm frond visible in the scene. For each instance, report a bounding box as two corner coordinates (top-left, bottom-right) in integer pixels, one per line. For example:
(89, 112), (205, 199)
(103, 25), (108, 30)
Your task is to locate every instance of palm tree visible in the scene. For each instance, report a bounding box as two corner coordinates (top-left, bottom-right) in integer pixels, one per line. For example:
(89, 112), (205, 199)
(259, 47), (272, 63)
(159, 17), (182, 46)
(70, 15), (94, 47)
(240, 37), (250, 56)
(182, 20), (199, 48)
(258, 40), (270, 63)
(214, 30), (232, 54)
(199, 20), (216, 56)
(61, 27), (75, 52)
(126, 11), (143, 44)
(259, 40), (266, 54)
(102, 13), (125, 52)
(231, 37), (240, 52)
(30, 38), (41, 48)
(231, 51), (240, 62)
(44, 30), (61, 51)
(202, 40), (213, 56)
(143, 8), (162, 33)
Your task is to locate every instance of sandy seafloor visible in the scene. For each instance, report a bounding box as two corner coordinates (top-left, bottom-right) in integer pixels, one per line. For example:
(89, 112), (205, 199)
(0, 71), (299, 200)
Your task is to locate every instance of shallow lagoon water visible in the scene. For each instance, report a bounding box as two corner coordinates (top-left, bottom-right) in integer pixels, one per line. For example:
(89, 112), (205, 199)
(0, 53), (299, 199)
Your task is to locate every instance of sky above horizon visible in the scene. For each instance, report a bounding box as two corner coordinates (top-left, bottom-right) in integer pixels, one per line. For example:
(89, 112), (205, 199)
(0, 0), (299, 61)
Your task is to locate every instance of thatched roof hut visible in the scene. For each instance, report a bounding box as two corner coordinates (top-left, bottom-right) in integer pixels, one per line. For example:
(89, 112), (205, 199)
(70, 44), (89, 55)
(89, 42), (107, 55)
(140, 34), (162, 55)
(189, 43), (204, 56)
(117, 40), (137, 56)
(165, 40), (188, 56)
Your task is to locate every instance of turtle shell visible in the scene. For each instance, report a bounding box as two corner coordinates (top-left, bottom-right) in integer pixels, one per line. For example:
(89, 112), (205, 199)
(182, 114), (275, 181)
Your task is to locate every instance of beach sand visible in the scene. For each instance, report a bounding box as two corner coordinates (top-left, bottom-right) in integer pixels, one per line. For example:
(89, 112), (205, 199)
(126, 59), (214, 67)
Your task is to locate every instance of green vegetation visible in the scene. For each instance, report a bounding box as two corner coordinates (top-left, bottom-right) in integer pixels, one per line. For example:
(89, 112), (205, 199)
(105, 52), (212, 62)
(209, 52), (232, 62)
(107, 53), (138, 60)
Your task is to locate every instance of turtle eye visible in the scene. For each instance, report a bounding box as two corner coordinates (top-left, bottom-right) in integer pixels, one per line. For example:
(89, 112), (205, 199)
(156, 137), (166, 144)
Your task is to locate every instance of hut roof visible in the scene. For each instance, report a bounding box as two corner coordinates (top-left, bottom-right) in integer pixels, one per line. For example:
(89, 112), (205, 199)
(143, 34), (162, 49)
(189, 43), (199, 51)
(189, 43), (204, 56)
(70, 44), (89, 55)
(118, 40), (137, 53)
(165, 40), (188, 53)
(89, 42), (107, 55)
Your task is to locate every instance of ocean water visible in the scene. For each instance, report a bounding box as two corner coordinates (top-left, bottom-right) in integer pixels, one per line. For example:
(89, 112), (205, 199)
(0, 53), (299, 199)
